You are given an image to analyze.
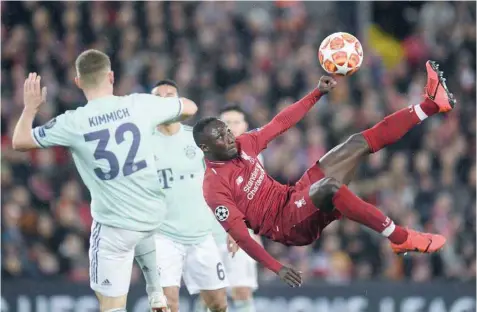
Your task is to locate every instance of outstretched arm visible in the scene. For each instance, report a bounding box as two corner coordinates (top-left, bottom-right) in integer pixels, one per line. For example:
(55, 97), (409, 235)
(227, 219), (282, 273)
(224, 209), (302, 287)
(205, 178), (303, 286)
(206, 190), (283, 273)
(247, 76), (336, 152)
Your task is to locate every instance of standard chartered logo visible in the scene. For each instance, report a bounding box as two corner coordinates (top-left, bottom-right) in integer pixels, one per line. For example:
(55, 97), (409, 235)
(243, 163), (265, 200)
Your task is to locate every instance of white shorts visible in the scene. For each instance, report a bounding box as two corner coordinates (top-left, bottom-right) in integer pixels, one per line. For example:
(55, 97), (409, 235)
(220, 243), (258, 291)
(89, 221), (153, 297)
(155, 234), (229, 295)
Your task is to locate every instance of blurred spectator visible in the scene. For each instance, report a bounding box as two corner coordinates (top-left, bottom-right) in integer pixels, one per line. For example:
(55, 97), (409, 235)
(1, 1), (475, 284)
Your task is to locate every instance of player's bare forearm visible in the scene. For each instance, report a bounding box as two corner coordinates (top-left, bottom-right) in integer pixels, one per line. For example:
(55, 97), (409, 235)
(228, 222), (282, 273)
(176, 97), (198, 121)
(12, 108), (38, 151)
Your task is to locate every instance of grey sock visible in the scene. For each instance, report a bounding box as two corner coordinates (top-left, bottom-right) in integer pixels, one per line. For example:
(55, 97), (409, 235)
(135, 251), (161, 296)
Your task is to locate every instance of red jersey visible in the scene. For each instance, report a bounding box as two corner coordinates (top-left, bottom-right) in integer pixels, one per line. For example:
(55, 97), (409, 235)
(203, 89), (323, 273)
(205, 134), (289, 237)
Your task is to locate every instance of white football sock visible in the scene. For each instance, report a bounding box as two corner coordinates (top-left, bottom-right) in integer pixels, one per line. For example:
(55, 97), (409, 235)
(234, 299), (256, 312)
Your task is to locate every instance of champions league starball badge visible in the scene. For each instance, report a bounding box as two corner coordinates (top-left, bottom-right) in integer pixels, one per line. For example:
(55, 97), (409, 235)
(215, 206), (229, 221)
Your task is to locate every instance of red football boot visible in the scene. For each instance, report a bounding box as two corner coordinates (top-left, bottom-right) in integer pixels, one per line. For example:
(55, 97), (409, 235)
(425, 60), (457, 112)
(390, 229), (446, 255)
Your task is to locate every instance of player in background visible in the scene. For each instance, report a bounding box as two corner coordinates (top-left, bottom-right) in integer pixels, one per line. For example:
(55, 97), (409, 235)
(193, 61), (454, 287)
(133, 79), (228, 312)
(211, 106), (262, 312)
(12, 50), (198, 312)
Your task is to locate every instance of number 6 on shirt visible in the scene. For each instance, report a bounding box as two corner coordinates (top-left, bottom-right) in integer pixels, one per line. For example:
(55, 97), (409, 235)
(84, 122), (147, 180)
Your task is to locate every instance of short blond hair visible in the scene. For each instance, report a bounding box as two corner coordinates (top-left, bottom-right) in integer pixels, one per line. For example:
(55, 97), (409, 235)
(75, 49), (111, 88)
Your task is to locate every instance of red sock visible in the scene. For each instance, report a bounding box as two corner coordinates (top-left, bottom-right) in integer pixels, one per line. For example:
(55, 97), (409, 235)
(362, 99), (439, 153)
(332, 186), (408, 244)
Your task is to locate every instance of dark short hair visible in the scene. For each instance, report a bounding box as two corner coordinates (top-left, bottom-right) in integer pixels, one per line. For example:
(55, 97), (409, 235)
(219, 105), (249, 123)
(193, 117), (219, 146)
(153, 79), (179, 92)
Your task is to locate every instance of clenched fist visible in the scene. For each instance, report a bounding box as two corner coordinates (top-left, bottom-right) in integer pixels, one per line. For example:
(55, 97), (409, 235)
(317, 76), (337, 94)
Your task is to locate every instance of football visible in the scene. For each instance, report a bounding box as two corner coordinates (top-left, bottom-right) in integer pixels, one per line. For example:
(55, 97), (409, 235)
(318, 32), (363, 76)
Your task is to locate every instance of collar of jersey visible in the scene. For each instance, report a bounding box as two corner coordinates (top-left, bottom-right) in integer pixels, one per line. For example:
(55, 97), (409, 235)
(205, 159), (228, 167)
(205, 157), (243, 168)
(86, 95), (116, 105)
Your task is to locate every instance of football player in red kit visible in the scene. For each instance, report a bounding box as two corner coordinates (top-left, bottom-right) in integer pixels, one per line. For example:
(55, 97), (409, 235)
(193, 61), (455, 287)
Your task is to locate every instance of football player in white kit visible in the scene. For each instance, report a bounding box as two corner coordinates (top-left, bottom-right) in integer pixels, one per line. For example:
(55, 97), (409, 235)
(214, 106), (261, 312)
(12, 50), (198, 312)
(134, 80), (229, 312)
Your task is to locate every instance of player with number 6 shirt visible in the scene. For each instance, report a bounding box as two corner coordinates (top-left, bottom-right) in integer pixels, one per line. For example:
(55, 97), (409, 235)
(134, 79), (229, 312)
(12, 49), (198, 312)
(194, 62), (454, 287)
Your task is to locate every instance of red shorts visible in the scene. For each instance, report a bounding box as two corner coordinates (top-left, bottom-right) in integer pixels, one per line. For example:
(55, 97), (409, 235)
(275, 164), (342, 246)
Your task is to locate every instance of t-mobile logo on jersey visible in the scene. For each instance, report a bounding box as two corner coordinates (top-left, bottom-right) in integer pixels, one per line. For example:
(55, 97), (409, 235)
(157, 168), (173, 189)
(243, 163), (265, 200)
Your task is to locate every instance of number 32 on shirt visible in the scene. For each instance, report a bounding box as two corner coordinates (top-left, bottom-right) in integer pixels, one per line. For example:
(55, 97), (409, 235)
(83, 122), (146, 180)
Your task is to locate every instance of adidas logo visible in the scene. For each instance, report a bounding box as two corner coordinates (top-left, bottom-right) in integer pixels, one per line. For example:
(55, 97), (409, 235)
(101, 279), (111, 286)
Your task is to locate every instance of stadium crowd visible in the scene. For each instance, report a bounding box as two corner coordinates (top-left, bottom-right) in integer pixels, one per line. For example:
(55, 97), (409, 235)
(2, 1), (475, 285)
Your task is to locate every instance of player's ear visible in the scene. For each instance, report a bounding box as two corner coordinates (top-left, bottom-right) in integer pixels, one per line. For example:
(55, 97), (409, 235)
(199, 143), (209, 153)
(108, 71), (114, 85)
(74, 76), (81, 89)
